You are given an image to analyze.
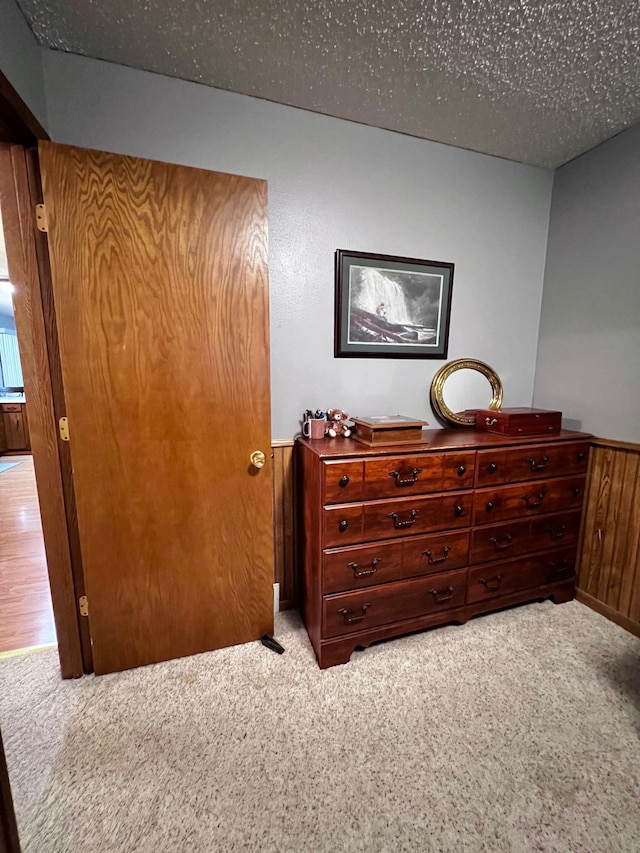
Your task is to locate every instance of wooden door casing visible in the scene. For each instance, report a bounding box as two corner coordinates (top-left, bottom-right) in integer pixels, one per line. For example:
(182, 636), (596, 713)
(0, 144), (84, 679)
(39, 143), (274, 674)
(0, 728), (20, 853)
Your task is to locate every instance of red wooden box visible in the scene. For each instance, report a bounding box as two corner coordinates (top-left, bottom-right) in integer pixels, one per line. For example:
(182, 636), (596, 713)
(476, 407), (562, 436)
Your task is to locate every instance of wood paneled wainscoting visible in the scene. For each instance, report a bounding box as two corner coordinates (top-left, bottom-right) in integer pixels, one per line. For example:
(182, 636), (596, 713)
(272, 441), (297, 610)
(576, 438), (640, 638)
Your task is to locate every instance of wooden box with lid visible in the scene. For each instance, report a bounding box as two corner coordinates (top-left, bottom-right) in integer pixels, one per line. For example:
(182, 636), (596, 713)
(297, 428), (590, 669)
(477, 407), (562, 436)
(350, 415), (429, 447)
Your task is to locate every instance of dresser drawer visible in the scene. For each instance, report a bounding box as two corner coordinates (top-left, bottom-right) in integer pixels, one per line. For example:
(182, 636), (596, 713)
(469, 517), (534, 564)
(0, 403), (22, 413)
(403, 529), (470, 576)
(364, 453), (442, 498)
(323, 568), (468, 638)
(323, 459), (365, 504)
(323, 504), (365, 547)
(469, 510), (582, 564)
(323, 541), (404, 594)
(475, 441), (589, 487)
(363, 451), (475, 499)
(362, 491), (471, 541)
(467, 547), (576, 603)
(472, 475), (585, 525)
(324, 529), (469, 594)
(530, 510), (582, 549)
(442, 451), (476, 490)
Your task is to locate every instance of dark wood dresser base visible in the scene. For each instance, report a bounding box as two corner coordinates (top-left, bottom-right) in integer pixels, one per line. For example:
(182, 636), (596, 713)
(316, 579), (575, 669)
(298, 429), (590, 669)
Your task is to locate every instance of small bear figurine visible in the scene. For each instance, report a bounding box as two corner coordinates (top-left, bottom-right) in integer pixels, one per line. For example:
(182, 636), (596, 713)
(325, 408), (352, 438)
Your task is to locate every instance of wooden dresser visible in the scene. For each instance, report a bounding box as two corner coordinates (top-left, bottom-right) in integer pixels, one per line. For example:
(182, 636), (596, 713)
(297, 429), (591, 668)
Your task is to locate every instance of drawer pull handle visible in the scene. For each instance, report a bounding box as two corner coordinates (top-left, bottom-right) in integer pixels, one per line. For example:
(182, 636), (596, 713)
(485, 417), (498, 426)
(489, 534), (513, 552)
(430, 585), (455, 603)
(479, 574), (503, 592)
(388, 509), (419, 529)
(485, 501), (494, 512)
(389, 467), (422, 486)
(348, 558), (381, 578)
(488, 462), (497, 473)
(573, 487), (582, 497)
(544, 524), (566, 540)
(423, 545), (451, 565)
(549, 559), (573, 576)
(339, 520), (349, 532)
(527, 456), (549, 471)
(338, 604), (371, 624)
(454, 505), (465, 517)
(577, 452), (585, 462)
(457, 465), (466, 477)
(339, 475), (350, 487)
(522, 492), (544, 509)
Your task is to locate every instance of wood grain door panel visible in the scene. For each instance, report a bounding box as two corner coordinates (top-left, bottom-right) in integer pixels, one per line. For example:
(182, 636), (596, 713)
(39, 142), (274, 674)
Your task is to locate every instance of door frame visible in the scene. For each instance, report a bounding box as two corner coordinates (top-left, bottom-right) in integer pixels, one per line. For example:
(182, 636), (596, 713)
(0, 729), (20, 853)
(0, 70), (85, 679)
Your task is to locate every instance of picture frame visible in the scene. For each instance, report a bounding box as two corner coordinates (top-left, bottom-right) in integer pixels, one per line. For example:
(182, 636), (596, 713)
(334, 249), (454, 359)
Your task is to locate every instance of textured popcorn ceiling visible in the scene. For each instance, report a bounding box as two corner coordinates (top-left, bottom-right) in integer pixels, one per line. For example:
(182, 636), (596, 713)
(17, 0), (640, 168)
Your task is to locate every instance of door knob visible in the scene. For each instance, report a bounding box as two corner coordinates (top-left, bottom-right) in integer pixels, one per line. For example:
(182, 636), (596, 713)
(250, 450), (266, 469)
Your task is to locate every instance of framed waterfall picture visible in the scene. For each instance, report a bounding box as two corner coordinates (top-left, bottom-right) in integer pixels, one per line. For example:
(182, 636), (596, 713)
(334, 249), (454, 359)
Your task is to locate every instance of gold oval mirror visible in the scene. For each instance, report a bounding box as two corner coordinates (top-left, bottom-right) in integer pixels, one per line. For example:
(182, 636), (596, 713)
(430, 358), (503, 427)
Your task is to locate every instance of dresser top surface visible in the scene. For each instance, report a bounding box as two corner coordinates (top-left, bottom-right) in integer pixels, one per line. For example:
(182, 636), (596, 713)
(297, 428), (592, 459)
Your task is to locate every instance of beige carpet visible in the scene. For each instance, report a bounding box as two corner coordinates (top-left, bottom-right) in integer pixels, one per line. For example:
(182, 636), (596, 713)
(1, 601), (639, 852)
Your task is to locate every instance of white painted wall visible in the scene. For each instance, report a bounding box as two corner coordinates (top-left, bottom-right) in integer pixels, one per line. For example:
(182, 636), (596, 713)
(41, 52), (554, 439)
(534, 123), (640, 443)
(0, 0), (48, 129)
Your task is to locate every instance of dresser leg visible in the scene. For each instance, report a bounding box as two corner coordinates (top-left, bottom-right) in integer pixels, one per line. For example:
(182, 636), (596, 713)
(318, 638), (362, 668)
(549, 581), (576, 604)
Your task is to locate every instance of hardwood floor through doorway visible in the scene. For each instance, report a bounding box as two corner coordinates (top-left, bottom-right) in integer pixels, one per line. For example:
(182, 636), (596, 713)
(0, 456), (56, 652)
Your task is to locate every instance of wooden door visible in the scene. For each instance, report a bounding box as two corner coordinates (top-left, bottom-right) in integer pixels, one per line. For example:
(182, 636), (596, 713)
(38, 142), (274, 674)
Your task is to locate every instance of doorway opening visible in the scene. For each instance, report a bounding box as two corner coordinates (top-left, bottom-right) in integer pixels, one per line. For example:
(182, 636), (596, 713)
(0, 204), (57, 655)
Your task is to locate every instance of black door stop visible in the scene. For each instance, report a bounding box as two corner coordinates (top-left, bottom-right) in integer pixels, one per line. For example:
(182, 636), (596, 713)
(261, 634), (285, 654)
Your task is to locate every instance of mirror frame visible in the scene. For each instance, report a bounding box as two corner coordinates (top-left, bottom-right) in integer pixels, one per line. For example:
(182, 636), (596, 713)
(430, 358), (503, 427)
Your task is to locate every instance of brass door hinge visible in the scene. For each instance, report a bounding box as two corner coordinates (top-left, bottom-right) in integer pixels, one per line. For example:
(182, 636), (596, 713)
(35, 203), (48, 232)
(78, 595), (89, 617)
(59, 417), (69, 441)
